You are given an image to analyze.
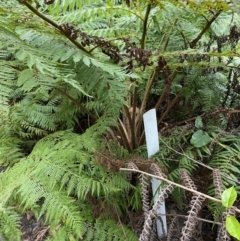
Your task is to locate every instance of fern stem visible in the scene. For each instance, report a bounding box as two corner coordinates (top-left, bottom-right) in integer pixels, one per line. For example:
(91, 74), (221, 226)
(155, 63), (183, 111)
(131, 85), (139, 148)
(212, 168), (223, 199)
(136, 70), (158, 146)
(157, 91), (182, 125)
(123, 105), (136, 149)
(141, 3), (152, 49)
(18, 1), (90, 54)
(134, 3), (152, 146)
(189, 10), (222, 48)
(117, 122), (132, 152)
(162, 18), (178, 51)
(139, 89), (182, 144)
(140, 69), (157, 117)
(140, 174), (150, 214)
(180, 195), (206, 241)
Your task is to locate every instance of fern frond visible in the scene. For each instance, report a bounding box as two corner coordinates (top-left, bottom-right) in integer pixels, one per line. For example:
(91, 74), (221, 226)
(179, 168), (197, 190)
(212, 168), (224, 199)
(0, 128), (135, 240)
(140, 174), (150, 214)
(180, 195), (206, 241)
(126, 162), (139, 182)
(179, 169), (206, 241)
(0, 207), (21, 241)
(167, 213), (178, 241)
(82, 218), (138, 241)
(139, 183), (174, 241)
(210, 142), (240, 186)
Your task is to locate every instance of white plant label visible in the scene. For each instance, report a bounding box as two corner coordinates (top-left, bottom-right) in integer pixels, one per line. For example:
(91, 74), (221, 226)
(143, 108), (167, 238)
(143, 109), (159, 157)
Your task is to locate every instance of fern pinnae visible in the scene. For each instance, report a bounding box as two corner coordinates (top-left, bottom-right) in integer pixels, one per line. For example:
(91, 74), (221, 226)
(140, 173), (150, 215)
(139, 183), (174, 241)
(167, 213), (178, 241)
(179, 169), (205, 241)
(150, 163), (168, 178)
(180, 195), (206, 241)
(179, 168), (197, 190)
(0, 207), (22, 241)
(126, 162), (139, 182)
(212, 168), (224, 199)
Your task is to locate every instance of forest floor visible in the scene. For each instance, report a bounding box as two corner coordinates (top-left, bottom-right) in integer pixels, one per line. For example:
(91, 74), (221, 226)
(20, 212), (49, 241)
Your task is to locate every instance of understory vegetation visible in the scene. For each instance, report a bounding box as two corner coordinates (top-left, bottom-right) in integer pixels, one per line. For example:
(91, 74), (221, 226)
(1, 0), (240, 240)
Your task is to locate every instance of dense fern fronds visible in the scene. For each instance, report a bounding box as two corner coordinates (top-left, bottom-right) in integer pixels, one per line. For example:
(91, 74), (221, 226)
(0, 0), (130, 137)
(0, 207), (21, 241)
(81, 218), (138, 241)
(0, 129), (135, 240)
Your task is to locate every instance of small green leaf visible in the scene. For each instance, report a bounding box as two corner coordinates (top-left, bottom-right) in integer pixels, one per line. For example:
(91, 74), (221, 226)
(15, 49), (27, 61)
(73, 52), (82, 63)
(82, 56), (91, 67)
(226, 216), (240, 240)
(195, 116), (203, 129)
(62, 77), (92, 97)
(201, 145), (211, 155)
(190, 130), (211, 147)
(27, 55), (36, 69)
(221, 186), (237, 208)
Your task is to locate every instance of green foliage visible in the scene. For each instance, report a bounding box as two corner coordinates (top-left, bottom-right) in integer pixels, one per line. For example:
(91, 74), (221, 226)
(221, 186), (237, 208)
(1, 0), (240, 239)
(0, 208), (21, 241)
(190, 130), (211, 148)
(226, 216), (240, 240)
(0, 129), (135, 240)
(210, 139), (240, 186)
(221, 186), (240, 240)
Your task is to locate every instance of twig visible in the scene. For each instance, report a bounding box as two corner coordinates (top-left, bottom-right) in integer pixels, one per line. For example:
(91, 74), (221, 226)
(160, 213), (222, 226)
(119, 168), (240, 214)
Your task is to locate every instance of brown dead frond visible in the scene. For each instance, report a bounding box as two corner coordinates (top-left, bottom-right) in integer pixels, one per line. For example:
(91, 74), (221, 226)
(179, 169), (206, 241)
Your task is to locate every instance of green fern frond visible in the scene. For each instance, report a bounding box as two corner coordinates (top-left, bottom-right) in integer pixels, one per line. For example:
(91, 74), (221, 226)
(0, 108), (23, 166)
(209, 137), (240, 187)
(0, 207), (21, 241)
(0, 128), (135, 240)
(79, 218), (138, 241)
